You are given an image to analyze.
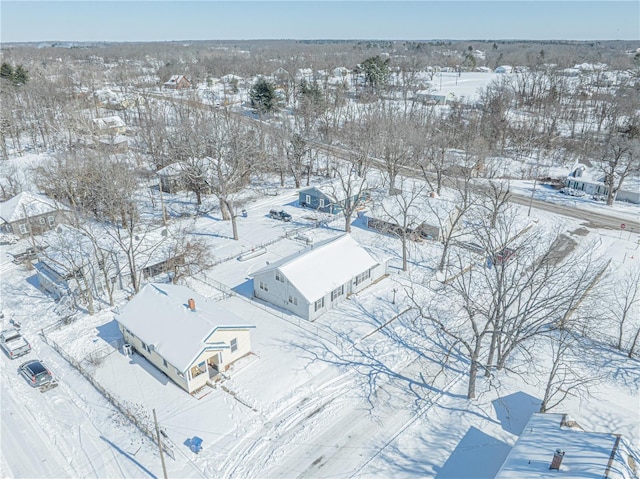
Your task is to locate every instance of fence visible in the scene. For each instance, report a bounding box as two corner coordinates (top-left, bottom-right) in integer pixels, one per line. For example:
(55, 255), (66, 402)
(40, 332), (176, 460)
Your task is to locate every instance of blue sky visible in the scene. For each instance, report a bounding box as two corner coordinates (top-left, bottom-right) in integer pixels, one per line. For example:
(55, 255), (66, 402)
(1, 1), (638, 43)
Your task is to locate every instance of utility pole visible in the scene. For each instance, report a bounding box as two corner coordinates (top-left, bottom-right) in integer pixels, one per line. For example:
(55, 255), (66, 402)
(153, 409), (168, 479)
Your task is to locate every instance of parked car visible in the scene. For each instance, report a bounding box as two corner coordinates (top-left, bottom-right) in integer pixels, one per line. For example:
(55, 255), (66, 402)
(269, 210), (292, 222)
(0, 328), (31, 359)
(492, 247), (516, 265)
(19, 359), (54, 388)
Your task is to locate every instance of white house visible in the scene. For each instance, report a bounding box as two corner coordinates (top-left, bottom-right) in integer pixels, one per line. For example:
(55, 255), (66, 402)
(116, 283), (255, 394)
(91, 115), (126, 136)
(495, 413), (638, 479)
(0, 192), (68, 238)
(565, 163), (640, 204)
(251, 235), (388, 321)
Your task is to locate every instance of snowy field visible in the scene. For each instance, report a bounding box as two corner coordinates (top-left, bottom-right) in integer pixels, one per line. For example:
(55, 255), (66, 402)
(1, 175), (639, 478)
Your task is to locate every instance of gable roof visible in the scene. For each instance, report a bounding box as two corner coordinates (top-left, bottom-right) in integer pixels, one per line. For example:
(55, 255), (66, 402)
(164, 75), (190, 85)
(495, 413), (637, 479)
(115, 283), (254, 373)
(253, 235), (381, 303)
(0, 192), (65, 224)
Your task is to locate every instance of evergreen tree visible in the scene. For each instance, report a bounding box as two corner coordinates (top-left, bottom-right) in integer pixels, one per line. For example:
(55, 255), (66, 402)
(357, 55), (390, 92)
(12, 65), (29, 86)
(249, 78), (278, 114)
(0, 63), (13, 82)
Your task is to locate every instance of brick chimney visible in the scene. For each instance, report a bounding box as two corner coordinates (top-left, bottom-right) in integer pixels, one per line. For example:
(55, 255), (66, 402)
(549, 449), (565, 470)
(188, 298), (196, 311)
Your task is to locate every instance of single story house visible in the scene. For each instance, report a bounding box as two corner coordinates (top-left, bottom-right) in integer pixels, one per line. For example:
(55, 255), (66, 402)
(299, 182), (369, 215)
(495, 413), (637, 479)
(163, 75), (191, 90)
(92, 116), (126, 136)
(252, 234), (388, 321)
(36, 225), (186, 302)
(565, 163), (640, 204)
(362, 191), (459, 242)
(0, 192), (69, 238)
(116, 283), (255, 394)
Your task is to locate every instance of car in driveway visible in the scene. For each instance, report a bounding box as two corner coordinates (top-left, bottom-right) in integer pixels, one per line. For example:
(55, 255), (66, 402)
(19, 359), (54, 388)
(269, 209), (292, 222)
(0, 328), (31, 359)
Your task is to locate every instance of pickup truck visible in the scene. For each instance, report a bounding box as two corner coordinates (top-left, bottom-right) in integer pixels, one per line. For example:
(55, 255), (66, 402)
(269, 210), (292, 222)
(0, 328), (32, 359)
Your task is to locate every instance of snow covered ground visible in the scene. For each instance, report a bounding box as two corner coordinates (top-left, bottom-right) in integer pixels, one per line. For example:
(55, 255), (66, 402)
(2, 174), (638, 478)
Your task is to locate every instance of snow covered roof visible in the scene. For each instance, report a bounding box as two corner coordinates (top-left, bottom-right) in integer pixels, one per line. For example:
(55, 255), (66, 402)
(92, 116), (125, 130)
(252, 235), (381, 303)
(495, 413), (637, 479)
(363, 189), (458, 226)
(115, 283), (254, 372)
(164, 75), (190, 85)
(0, 192), (66, 224)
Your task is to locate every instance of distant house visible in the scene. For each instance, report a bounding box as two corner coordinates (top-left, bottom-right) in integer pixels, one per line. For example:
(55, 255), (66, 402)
(0, 192), (68, 238)
(415, 90), (449, 105)
(272, 67), (290, 86)
(566, 163), (640, 204)
(116, 283), (255, 394)
(157, 161), (188, 194)
(157, 158), (217, 194)
(299, 182), (369, 215)
(163, 75), (191, 90)
(36, 225), (186, 301)
(495, 413), (638, 479)
(92, 116), (126, 136)
(251, 234), (388, 321)
(362, 192), (459, 242)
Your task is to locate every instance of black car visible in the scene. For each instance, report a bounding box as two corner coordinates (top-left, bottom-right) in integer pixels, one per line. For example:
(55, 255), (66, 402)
(269, 210), (292, 222)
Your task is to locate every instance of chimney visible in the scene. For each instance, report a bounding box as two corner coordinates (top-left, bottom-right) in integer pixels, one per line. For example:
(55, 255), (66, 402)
(549, 449), (565, 470)
(188, 298), (196, 311)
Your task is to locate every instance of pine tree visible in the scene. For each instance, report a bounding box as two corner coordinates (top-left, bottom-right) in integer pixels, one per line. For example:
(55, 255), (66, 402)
(0, 62), (13, 82)
(249, 78), (278, 114)
(12, 65), (29, 86)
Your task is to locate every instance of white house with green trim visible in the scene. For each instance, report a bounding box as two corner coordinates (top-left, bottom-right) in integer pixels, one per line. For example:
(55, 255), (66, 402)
(115, 283), (255, 394)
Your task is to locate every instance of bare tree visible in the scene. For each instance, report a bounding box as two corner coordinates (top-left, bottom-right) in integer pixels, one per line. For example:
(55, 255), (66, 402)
(539, 328), (600, 413)
(608, 264), (640, 353)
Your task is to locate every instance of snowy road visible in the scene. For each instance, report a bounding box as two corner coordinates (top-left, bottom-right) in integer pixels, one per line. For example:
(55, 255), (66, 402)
(1, 337), (159, 479)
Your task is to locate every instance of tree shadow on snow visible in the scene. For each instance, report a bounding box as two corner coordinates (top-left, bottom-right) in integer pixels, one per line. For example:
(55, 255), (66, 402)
(492, 391), (541, 435)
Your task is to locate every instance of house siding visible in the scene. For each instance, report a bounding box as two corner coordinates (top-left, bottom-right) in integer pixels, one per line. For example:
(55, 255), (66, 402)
(254, 261), (388, 321)
(253, 270), (311, 319)
(3, 210), (66, 238)
(119, 325), (252, 393)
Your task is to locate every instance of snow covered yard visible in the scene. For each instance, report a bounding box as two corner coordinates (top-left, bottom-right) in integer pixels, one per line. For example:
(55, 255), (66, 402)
(2, 174), (639, 478)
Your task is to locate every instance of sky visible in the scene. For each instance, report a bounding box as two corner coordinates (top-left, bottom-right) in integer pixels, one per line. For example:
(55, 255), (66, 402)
(1, 1), (639, 43)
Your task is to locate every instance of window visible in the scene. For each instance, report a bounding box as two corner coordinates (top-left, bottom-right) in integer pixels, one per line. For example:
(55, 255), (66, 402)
(38, 217), (46, 225)
(305, 194), (311, 204)
(275, 271), (284, 282)
(230, 338), (238, 353)
(331, 285), (344, 301)
(314, 297), (325, 312)
(355, 269), (371, 286)
(319, 198), (325, 208)
(141, 341), (150, 353)
(47, 216), (55, 226)
(163, 359), (167, 368)
(289, 295), (297, 305)
(18, 223), (28, 235)
(259, 281), (268, 292)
